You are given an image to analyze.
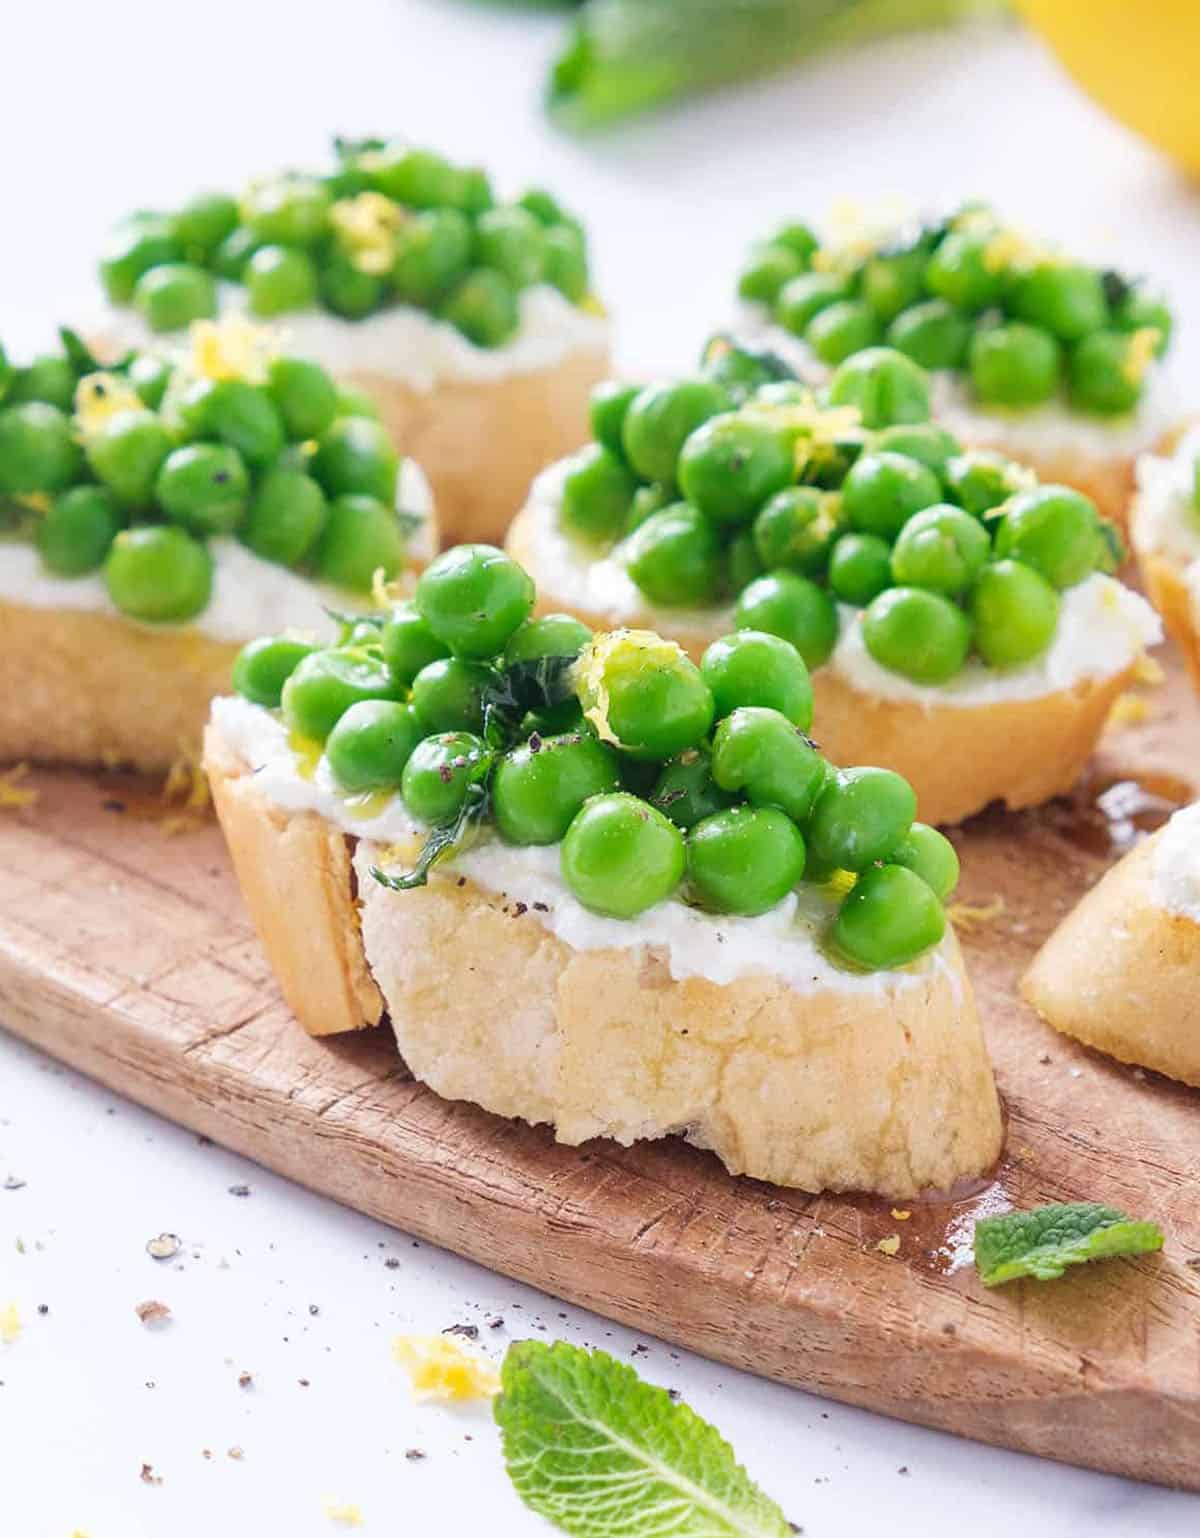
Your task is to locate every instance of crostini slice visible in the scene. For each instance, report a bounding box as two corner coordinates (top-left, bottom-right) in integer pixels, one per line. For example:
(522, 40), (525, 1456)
(1131, 422), (1200, 694)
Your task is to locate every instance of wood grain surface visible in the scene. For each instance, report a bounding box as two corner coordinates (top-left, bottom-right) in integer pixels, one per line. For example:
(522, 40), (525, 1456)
(1, 661), (1198, 1490)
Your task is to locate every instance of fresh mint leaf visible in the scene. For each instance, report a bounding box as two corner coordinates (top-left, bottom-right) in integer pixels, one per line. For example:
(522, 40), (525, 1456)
(370, 773), (492, 893)
(974, 1202), (1164, 1287)
(495, 1340), (793, 1538)
(480, 653), (578, 747)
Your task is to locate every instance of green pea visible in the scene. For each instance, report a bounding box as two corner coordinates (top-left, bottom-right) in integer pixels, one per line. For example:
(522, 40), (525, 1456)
(993, 485), (1103, 589)
(104, 526), (212, 623)
(0, 342), (10, 403)
(677, 414), (793, 526)
(560, 792), (685, 918)
(648, 746), (734, 830)
(808, 765), (916, 872)
(842, 450), (941, 539)
(621, 379), (730, 487)
(128, 352), (171, 411)
(710, 705), (827, 822)
(410, 656), (498, 734)
(240, 468), (328, 567)
(623, 504), (721, 607)
(943, 449), (1026, 517)
(541, 225), (589, 303)
(890, 504), (990, 595)
(98, 215), (183, 304)
(320, 252), (386, 319)
(326, 700), (424, 794)
(400, 732), (490, 823)
(725, 528), (764, 593)
(773, 271), (850, 336)
(243, 175), (330, 247)
(887, 822), (959, 901)
(589, 380), (639, 459)
(155, 442), (250, 535)
(885, 298), (972, 370)
(473, 206), (543, 289)
(828, 532), (893, 605)
(861, 247), (928, 323)
(84, 409), (173, 509)
(1068, 330), (1148, 415)
(266, 357), (338, 441)
(392, 209), (472, 306)
(195, 379), (286, 469)
(516, 188), (571, 227)
(313, 494), (406, 591)
(334, 384), (381, 421)
(244, 246), (319, 316)
(924, 229), (1006, 311)
(827, 347), (931, 429)
(624, 482), (671, 537)
(733, 570), (838, 669)
(439, 269), (520, 348)
(576, 631), (714, 761)
(687, 805), (806, 916)
(7, 355), (77, 411)
(1010, 262), (1107, 343)
(503, 612), (593, 665)
(700, 629), (813, 728)
(132, 263), (216, 333)
(232, 635), (318, 707)
(171, 192), (239, 257)
(752, 486), (841, 576)
(416, 544), (535, 658)
(0, 402), (82, 493)
(36, 485), (121, 576)
(834, 863), (945, 970)
(312, 415), (400, 505)
(212, 226), (262, 282)
(493, 732), (621, 846)
(774, 224), (819, 264)
(738, 242), (803, 305)
(561, 443), (638, 541)
(368, 147), (459, 209)
(1114, 285), (1172, 355)
(282, 645), (405, 742)
(701, 336), (794, 405)
(872, 422), (960, 476)
(805, 299), (882, 366)
(969, 559), (1060, 667)
(379, 600), (451, 684)
(861, 586), (971, 683)
(969, 321), (1061, 407)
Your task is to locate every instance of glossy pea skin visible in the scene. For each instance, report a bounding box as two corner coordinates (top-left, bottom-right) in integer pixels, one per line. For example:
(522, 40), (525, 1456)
(325, 700), (425, 794)
(589, 380), (640, 459)
(969, 559), (1060, 667)
(1114, 287), (1172, 355)
(156, 443), (248, 535)
(380, 600), (451, 684)
(36, 485), (121, 576)
(128, 352), (172, 410)
(677, 414), (794, 526)
(887, 821), (959, 901)
(841, 450), (942, 539)
(0, 402), (83, 493)
(993, 486), (1103, 589)
(725, 529), (764, 593)
(969, 322), (1061, 407)
(392, 209), (473, 306)
(439, 268), (520, 348)
(805, 299), (882, 366)
(243, 175), (330, 247)
(7, 354), (77, 412)
(700, 630), (813, 729)
(1010, 262), (1107, 343)
(212, 226), (262, 282)
(266, 356), (338, 441)
(195, 380), (286, 469)
(862, 586), (971, 683)
(808, 766), (916, 872)
(579, 633), (714, 762)
(104, 526), (212, 623)
(710, 706), (827, 823)
(773, 223), (819, 263)
(924, 230), (1006, 312)
(738, 242), (803, 305)
(828, 532), (893, 606)
(503, 612), (592, 665)
(85, 409), (173, 509)
(943, 450), (1025, 518)
(624, 504), (722, 607)
(367, 146), (460, 208)
(312, 415), (399, 504)
(133, 263), (217, 332)
(416, 543), (535, 658)
(1069, 331), (1146, 415)
(861, 246), (928, 323)
(889, 504), (991, 595)
(648, 745), (734, 830)
(826, 347), (931, 429)
(752, 486), (841, 576)
(475, 206), (544, 289)
(171, 192), (239, 256)
(624, 482), (671, 536)
(687, 805), (806, 916)
(872, 422), (960, 477)
(231, 635), (318, 707)
(492, 732), (621, 845)
(401, 732), (490, 824)
(334, 384), (382, 421)
(560, 443), (638, 541)
(312, 493), (406, 591)
(410, 656), (499, 734)
(733, 571), (839, 670)
(281, 646), (405, 742)
(773, 272), (850, 336)
(245, 245), (319, 317)
(834, 863), (945, 971)
(320, 253), (386, 319)
(620, 379), (730, 486)
(886, 298), (972, 370)
(240, 468), (328, 567)
(98, 215), (183, 303)
(542, 224), (589, 303)
(560, 792), (686, 919)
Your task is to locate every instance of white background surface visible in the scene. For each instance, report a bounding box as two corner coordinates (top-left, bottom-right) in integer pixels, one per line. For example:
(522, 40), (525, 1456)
(2, 2), (1199, 1533)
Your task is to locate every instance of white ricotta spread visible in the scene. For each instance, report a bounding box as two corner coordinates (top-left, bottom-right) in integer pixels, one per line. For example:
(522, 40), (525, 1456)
(0, 457), (435, 645)
(1131, 423), (1200, 581)
(211, 693), (952, 995)
(1151, 800), (1200, 924)
(94, 282), (608, 394)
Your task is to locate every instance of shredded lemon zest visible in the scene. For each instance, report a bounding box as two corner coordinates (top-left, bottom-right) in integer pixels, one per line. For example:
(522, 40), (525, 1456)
(876, 1235), (901, 1257)
(322, 1499), (365, 1527)
(13, 491), (51, 515)
(331, 192), (405, 275)
(1, 1303), (19, 1343)
(1106, 692), (1152, 730)
(370, 566), (405, 610)
(811, 194), (917, 274)
(982, 226), (1048, 274)
(0, 764), (37, 811)
(891, 1209), (912, 1222)
(1133, 654), (1165, 687)
(190, 316), (277, 385)
(576, 629), (684, 749)
(1122, 327), (1161, 386)
(74, 372), (143, 433)
(946, 896), (1006, 931)
(580, 292), (606, 317)
(822, 869), (858, 898)
(391, 1334), (500, 1401)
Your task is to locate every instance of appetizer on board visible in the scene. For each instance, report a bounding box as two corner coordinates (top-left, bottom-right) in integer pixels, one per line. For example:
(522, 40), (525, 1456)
(93, 139), (609, 546)
(0, 319), (435, 771)
(1131, 422), (1200, 693)
(206, 547), (1003, 1197)
(1023, 801), (1200, 1088)
(505, 342), (1160, 825)
(736, 201), (1178, 529)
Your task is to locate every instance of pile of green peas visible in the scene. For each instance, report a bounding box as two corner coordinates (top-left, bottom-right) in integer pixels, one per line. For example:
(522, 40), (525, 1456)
(99, 138), (592, 349)
(0, 329), (420, 623)
(232, 543), (957, 972)
(558, 342), (1123, 683)
(738, 205), (1172, 415)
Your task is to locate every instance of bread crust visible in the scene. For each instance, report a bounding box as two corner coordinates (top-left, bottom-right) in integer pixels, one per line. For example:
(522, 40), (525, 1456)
(204, 722), (1003, 1195)
(1022, 833), (1200, 1087)
(1137, 550), (1200, 696)
(508, 499), (1136, 827)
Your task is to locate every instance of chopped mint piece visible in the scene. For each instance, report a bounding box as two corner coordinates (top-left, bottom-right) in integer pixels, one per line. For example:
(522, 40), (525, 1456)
(974, 1202), (1164, 1287)
(495, 1340), (792, 1537)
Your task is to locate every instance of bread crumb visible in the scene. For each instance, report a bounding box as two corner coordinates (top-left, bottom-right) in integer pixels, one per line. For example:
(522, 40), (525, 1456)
(890, 1209), (912, 1222)
(0, 764), (37, 812)
(391, 1334), (500, 1401)
(160, 752), (211, 835)
(876, 1235), (901, 1257)
(135, 1300), (171, 1326)
(946, 896), (1006, 932)
(1, 1303), (19, 1343)
(322, 1498), (365, 1526)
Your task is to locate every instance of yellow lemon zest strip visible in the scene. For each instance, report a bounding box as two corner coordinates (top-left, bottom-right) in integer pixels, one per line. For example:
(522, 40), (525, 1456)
(391, 1334), (500, 1401)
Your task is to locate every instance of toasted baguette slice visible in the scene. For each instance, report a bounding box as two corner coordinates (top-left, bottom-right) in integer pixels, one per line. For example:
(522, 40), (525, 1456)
(1137, 550), (1200, 696)
(1022, 833), (1200, 1087)
(205, 720), (1003, 1196)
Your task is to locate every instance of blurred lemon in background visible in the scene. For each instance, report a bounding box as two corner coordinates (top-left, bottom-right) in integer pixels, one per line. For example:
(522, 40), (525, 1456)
(1018, 0), (1200, 176)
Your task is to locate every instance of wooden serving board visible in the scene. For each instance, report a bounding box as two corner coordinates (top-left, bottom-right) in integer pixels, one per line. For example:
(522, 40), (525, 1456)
(2, 661), (1199, 1491)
